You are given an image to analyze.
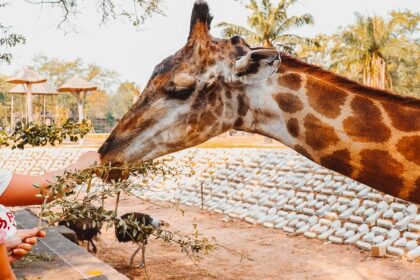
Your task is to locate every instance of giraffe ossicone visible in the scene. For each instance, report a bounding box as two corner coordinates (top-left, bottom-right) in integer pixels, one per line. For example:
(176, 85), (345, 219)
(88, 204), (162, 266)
(99, 1), (420, 204)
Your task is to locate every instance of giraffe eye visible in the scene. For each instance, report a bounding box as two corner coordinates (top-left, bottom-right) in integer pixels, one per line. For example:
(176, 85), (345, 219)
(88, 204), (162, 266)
(165, 86), (195, 100)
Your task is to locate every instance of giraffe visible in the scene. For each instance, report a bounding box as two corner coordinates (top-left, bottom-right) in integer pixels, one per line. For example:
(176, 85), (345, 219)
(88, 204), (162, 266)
(99, 1), (420, 204)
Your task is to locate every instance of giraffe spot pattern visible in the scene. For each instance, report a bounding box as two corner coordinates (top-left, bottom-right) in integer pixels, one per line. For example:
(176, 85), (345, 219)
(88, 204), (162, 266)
(278, 73), (302, 91)
(320, 149), (353, 177)
(382, 102), (420, 132)
(306, 77), (348, 119)
(357, 149), (404, 197)
(304, 114), (339, 151)
(286, 118), (300, 138)
(343, 96), (391, 143)
(237, 94), (249, 116)
(294, 145), (313, 161)
(408, 177), (420, 204)
(234, 118), (243, 127)
(273, 92), (304, 113)
(396, 136), (420, 166)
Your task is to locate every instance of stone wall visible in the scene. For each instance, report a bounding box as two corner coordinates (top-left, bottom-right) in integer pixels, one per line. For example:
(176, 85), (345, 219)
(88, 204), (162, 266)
(0, 147), (419, 259)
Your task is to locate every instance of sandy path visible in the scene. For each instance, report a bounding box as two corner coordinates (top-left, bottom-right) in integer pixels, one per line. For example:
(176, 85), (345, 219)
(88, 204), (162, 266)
(96, 196), (420, 280)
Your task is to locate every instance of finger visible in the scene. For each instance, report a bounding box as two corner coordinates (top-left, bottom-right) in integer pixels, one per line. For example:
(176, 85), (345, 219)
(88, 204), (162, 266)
(12, 248), (28, 256)
(16, 228), (40, 240)
(17, 243), (33, 251)
(38, 230), (46, 237)
(23, 237), (38, 245)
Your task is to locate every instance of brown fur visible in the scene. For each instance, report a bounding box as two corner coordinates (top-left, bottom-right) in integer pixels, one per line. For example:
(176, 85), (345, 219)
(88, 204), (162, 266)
(320, 149), (353, 177)
(237, 94), (249, 116)
(357, 149), (404, 197)
(396, 136), (420, 166)
(278, 73), (302, 91)
(306, 77), (348, 118)
(304, 114), (339, 150)
(280, 53), (420, 108)
(382, 102), (420, 132)
(286, 118), (300, 138)
(408, 178), (420, 203)
(294, 145), (314, 161)
(273, 92), (304, 113)
(343, 96), (391, 143)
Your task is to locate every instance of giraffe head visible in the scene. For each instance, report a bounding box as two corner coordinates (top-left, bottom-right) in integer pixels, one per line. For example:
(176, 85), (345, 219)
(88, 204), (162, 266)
(99, 0), (280, 164)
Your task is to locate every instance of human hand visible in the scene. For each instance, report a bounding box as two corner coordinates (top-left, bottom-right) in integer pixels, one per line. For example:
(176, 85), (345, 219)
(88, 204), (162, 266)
(6, 228), (46, 263)
(70, 151), (101, 172)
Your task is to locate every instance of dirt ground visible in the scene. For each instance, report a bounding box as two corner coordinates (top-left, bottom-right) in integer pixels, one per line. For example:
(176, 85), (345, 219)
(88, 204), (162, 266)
(94, 196), (420, 280)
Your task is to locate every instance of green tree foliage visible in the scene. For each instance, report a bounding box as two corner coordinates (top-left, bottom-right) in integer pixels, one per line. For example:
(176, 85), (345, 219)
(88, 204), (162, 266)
(297, 10), (419, 97)
(31, 55), (119, 122)
(0, 2), (25, 64)
(217, 0), (316, 53)
(111, 81), (141, 119)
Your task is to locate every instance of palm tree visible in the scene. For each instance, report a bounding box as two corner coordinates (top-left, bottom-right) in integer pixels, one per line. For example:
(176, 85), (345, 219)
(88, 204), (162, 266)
(329, 11), (419, 90)
(217, 0), (316, 53)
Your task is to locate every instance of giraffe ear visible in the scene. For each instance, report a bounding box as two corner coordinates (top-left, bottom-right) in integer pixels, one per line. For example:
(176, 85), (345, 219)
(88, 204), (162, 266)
(188, 0), (213, 41)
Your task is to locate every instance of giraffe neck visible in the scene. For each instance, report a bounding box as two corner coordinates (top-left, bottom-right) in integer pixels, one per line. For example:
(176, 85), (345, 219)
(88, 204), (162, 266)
(239, 55), (420, 203)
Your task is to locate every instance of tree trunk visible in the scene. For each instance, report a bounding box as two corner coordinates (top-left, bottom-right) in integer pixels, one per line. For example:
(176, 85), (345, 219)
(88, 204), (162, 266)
(77, 91), (85, 122)
(26, 83), (33, 123)
(262, 38), (273, 48)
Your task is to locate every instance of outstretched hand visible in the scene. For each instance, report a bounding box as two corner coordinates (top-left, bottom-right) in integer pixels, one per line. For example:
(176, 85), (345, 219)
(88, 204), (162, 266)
(6, 228), (46, 263)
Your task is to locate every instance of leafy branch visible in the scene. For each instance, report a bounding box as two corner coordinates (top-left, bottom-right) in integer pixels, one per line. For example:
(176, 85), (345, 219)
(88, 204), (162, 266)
(0, 119), (91, 149)
(36, 161), (218, 265)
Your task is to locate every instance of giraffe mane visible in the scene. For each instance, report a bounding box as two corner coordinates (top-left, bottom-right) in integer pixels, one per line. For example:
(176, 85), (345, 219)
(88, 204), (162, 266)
(279, 53), (420, 108)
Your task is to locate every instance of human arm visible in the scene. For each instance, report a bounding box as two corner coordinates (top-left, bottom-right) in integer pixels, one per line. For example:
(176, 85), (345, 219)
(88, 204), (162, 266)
(0, 244), (16, 280)
(0, 151), (100, 207)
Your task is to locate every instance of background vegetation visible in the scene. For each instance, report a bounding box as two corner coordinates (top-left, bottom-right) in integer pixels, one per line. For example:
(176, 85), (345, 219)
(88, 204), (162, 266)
(0, 0), (419, 132)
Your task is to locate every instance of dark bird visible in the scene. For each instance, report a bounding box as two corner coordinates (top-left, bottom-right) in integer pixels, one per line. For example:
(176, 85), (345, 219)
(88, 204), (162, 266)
(115, 212), (164, 267)
(59, 207), (103, 254)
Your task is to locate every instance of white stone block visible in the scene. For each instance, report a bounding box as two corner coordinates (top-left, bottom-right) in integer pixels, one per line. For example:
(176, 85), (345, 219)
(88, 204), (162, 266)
(371, 245), (387, 257)
(387, 246), (404, 256)
(407, 204), (418, 215)
(392, 212), (404, 222)
(377, 219), (393, 229)
(406, 240), (418, 251)
(335, 228), (347, 238)
(331, 220), (342, 230)
(356, 240), (372, 251)
(363, 200), (377, 209)
(363, 232), (375, 243)
(373, 235), (385, 244)
(357, 224), (369, 234)
(344, 222), (358, 231)
(307, 216), (318, 226)
(319, 218), (332, 226)
(296, 224), (310, 234)
(328, 236), (343, 244)
(283, 226), (295, 233)
(304, 231), (317, 238)
(394, 238), (407, 247)
(395, 216), (412, 230)
(382, 209), (394, 219)
(403, 232), (419, 240)
(344, 233), (360, 245)
(318, 229), (335, 240)
(391, 203), (406, 211)
(407, 246), (420, 260)
(408, 223), (420, 233)
(349, 215), (364, 224)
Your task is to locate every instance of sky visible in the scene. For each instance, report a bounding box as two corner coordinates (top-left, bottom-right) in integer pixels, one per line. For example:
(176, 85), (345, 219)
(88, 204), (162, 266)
(0, 0), (419, 90)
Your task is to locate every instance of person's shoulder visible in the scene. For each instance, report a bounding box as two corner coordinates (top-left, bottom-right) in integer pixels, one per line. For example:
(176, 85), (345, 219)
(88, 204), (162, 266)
(0, 169), (12, 197)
